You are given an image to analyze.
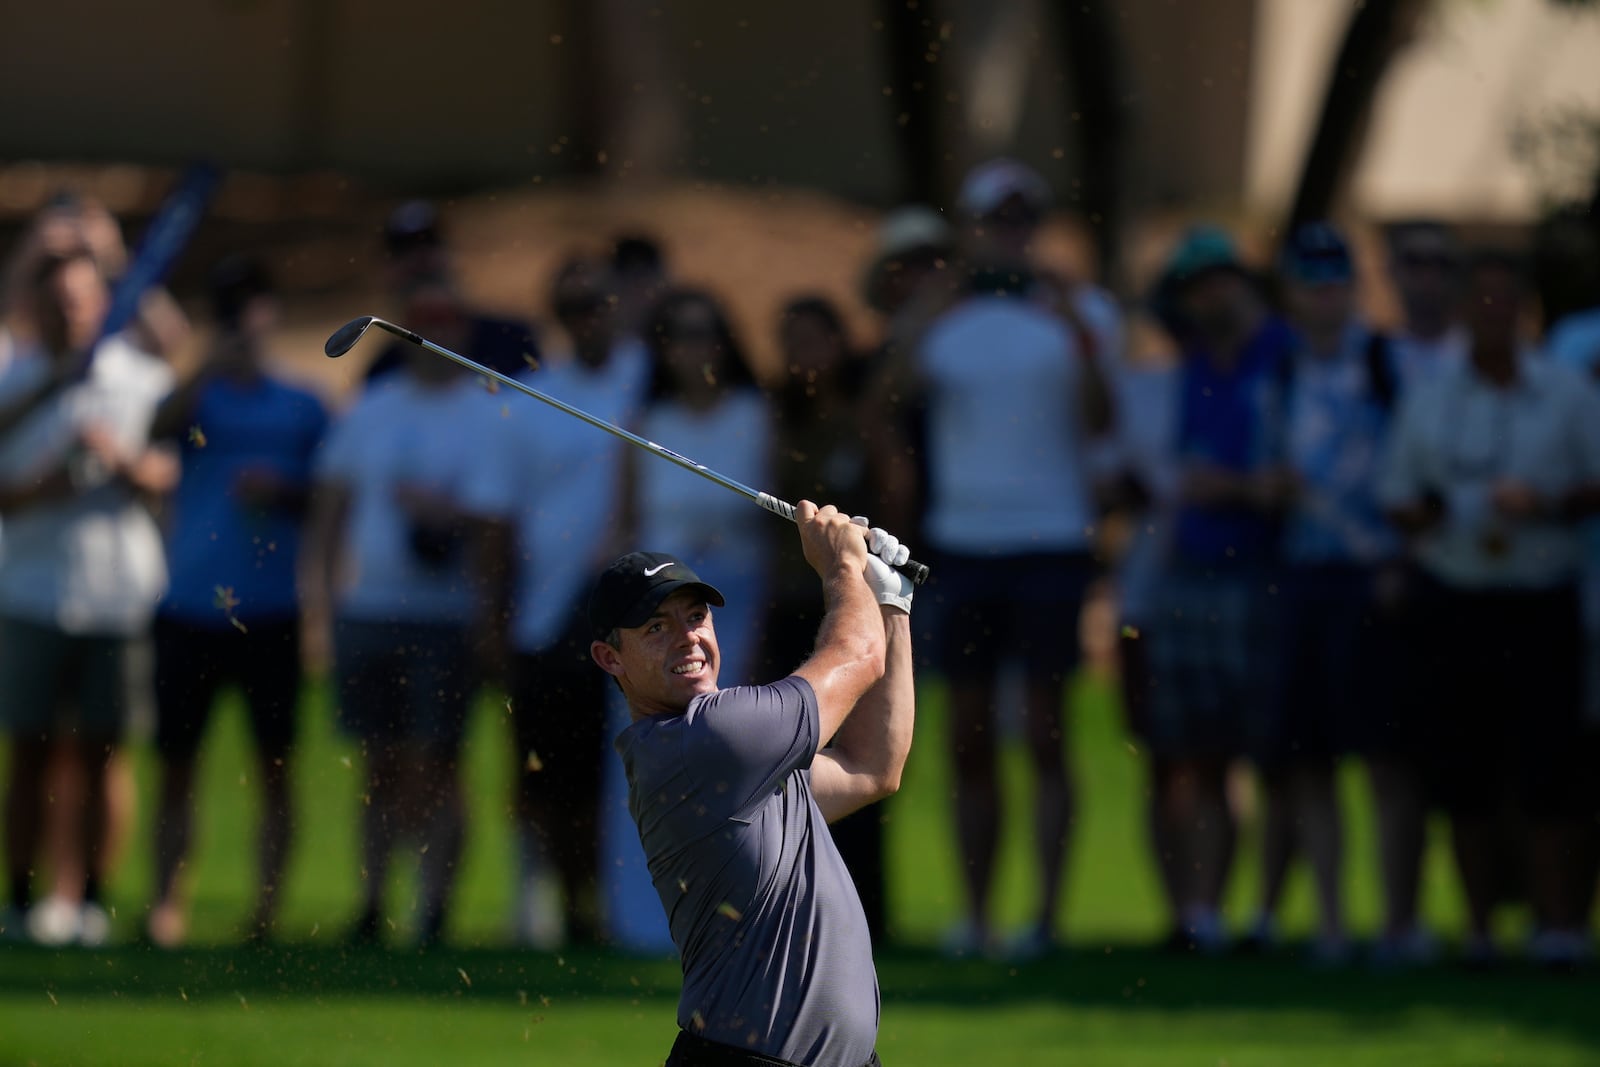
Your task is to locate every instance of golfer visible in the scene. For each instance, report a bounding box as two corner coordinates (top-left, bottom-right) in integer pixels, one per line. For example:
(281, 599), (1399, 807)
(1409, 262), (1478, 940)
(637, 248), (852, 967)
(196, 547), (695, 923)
(590, 502), (914, 1067)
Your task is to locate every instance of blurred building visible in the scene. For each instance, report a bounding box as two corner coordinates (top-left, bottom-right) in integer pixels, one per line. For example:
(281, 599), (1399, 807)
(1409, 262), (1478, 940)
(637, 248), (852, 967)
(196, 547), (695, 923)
(2, 0), (1596, 222)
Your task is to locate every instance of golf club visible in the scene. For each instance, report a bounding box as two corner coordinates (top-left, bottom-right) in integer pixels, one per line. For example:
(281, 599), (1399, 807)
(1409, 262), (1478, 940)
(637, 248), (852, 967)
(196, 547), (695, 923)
(325, 316), (930, 586)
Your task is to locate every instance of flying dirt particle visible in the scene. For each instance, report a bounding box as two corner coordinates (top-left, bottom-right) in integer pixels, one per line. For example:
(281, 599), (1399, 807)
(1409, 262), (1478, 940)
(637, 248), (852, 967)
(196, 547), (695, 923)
(526, 751), (544, 772)
(717, 902), (743, 922)
(188, 425), (207, 448)
(458, 968), (472, 988)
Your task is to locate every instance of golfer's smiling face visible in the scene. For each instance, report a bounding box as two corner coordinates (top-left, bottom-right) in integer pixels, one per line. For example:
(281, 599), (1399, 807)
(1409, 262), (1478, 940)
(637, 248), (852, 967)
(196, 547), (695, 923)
(615, 590), (720, 714)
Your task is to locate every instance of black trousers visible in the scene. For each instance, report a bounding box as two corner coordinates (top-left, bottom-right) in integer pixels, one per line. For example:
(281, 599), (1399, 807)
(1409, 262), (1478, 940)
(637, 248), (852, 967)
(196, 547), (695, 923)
(665, 1030), (882, 1067)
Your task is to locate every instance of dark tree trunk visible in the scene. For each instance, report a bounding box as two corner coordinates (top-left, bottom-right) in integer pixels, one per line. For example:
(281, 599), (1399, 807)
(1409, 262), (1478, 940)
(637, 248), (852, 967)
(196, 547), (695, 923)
(1051, 1), (1129, 286)
(881, 0), (944, 205)
(1286, 0), (1428, 231)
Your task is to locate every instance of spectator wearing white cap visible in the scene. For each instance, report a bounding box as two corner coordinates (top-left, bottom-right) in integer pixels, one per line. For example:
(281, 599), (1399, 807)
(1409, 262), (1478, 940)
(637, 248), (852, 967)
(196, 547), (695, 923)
(859, 206), (958, 547)
(876, 160), (1114, 959)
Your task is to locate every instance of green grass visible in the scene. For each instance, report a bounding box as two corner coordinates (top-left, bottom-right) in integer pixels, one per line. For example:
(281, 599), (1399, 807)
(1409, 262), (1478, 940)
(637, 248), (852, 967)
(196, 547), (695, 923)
(2, 669), (1596, 1066)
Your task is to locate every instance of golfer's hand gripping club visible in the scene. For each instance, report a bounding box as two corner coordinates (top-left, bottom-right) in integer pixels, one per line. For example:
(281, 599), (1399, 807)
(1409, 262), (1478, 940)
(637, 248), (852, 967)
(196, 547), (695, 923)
(324, 315), (931, 586)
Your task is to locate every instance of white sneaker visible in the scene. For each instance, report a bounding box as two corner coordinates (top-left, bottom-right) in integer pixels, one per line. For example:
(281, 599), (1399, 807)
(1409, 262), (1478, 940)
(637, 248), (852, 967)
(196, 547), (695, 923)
(25, 895), (82, 946)
(511, 874), (563, 950)
(78, 902), (112, 948)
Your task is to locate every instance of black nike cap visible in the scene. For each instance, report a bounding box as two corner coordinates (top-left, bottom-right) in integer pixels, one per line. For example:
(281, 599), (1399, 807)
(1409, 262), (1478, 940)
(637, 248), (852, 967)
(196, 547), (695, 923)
(588, 552), (726, 641)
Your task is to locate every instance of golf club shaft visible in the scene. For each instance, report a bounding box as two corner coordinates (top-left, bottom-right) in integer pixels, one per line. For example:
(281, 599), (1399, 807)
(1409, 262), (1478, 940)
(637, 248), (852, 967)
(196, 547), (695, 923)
(361, 318), (930, 586)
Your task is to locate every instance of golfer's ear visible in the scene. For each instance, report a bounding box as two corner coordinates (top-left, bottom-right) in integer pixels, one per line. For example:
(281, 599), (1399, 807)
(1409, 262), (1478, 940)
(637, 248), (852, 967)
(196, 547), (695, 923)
(591, 640), (625, 679)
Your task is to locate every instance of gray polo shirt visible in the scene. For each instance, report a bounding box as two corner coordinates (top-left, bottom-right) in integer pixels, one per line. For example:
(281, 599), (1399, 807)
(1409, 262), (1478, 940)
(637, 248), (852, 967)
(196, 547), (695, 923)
(614, 676), (877, 1067)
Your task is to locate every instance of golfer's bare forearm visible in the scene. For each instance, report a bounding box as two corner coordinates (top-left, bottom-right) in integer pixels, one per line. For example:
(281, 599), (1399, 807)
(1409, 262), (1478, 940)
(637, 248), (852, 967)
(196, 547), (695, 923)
(797, 566), (887, 743)
(827, 608), (913, 795)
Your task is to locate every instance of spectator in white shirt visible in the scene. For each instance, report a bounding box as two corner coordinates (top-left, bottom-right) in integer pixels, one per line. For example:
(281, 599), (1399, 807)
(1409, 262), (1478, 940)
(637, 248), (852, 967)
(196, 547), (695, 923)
(883, 160), (1112, 960)
(1379, 250), (1600, 968)
(464, 255), (652, 947)
(629, 288), (773, 690)
(306, 276), (504, 948)
(0, 249), (176, 946)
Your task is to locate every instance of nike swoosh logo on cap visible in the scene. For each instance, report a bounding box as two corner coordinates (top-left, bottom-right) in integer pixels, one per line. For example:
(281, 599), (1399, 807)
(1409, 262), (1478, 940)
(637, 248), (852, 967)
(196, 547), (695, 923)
(643, 562), (674, 577)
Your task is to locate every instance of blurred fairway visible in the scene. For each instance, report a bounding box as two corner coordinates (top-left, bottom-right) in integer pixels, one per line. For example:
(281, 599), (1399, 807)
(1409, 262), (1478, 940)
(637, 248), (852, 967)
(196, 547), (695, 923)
(2, 668), (1597, 1065)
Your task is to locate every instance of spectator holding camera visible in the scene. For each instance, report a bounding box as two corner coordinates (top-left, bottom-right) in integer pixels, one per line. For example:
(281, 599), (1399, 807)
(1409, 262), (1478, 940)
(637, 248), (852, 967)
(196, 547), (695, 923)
(0, 249), (176, 945)
(306, 270), (503, 947)
(1379, 250), (1600, 968)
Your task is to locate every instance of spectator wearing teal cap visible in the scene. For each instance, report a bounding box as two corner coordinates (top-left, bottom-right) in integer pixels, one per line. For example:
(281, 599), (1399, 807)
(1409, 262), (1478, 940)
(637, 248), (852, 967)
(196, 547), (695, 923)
(1142, 226), (1298, 954)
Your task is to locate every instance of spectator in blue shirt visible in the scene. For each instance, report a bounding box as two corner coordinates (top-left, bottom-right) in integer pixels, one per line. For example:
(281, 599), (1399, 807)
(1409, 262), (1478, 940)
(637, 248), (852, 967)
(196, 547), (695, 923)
(144, 254), (329, 946)
(1248, 223), (1406, 964)
(1145, 226), (1297, 953)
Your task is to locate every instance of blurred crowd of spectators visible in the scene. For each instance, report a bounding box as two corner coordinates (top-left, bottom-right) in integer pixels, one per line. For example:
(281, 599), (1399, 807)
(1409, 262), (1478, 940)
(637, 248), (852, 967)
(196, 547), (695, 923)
(2, 161), (1599, 972)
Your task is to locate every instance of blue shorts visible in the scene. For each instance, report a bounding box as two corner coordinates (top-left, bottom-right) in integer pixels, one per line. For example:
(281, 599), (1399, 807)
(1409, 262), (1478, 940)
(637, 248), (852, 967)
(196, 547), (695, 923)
(334, 619), (474, 746)
(923, 549), (1096, 685)
(1260, 564), (1403, 770)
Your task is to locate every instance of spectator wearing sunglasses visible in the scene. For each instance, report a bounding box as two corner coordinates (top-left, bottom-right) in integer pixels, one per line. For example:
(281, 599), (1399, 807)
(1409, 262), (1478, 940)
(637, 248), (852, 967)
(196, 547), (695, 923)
(362, 200), (539, 386)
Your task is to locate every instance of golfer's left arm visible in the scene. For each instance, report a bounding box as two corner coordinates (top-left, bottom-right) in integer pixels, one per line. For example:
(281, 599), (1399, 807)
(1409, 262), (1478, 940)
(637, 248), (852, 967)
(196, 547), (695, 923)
(812, 528), (915, 823)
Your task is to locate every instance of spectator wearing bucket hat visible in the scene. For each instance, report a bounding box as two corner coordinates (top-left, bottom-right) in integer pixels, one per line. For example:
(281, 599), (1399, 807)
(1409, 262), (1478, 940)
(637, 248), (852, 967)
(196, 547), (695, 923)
(1142, 225), (1298, 954)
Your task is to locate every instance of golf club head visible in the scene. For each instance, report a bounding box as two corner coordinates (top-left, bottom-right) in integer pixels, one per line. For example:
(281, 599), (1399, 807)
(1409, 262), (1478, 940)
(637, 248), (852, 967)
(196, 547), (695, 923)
(325, 316), (377, 358)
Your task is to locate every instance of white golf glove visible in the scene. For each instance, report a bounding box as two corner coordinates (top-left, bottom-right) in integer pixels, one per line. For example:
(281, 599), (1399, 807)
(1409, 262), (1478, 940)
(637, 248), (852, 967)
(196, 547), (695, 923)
(853, 517), (913, 615)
